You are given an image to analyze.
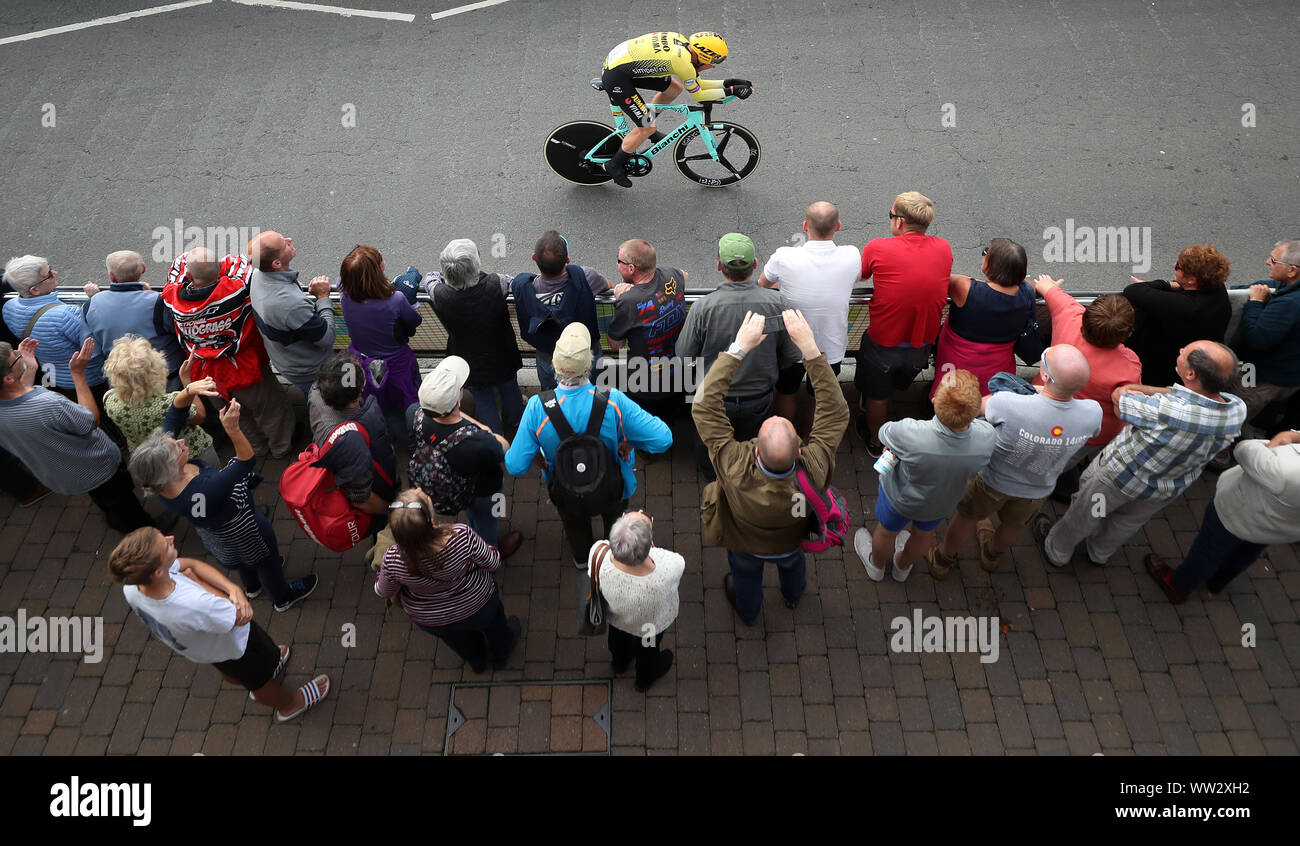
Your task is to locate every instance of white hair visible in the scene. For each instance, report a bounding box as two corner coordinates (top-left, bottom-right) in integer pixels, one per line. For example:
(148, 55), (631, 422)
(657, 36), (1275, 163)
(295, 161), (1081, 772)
(608, 512), (654, 564)
(439, 238), (482, 290)
(1276, 240), (1300, 268)
(4, 255), (49, 294)
(127, 429), (183, 495)
(105, 250), (144, 283)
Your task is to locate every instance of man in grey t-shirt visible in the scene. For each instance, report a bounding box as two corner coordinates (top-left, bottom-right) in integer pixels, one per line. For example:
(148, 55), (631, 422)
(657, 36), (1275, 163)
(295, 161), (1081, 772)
(926, 345), (1102, 579)
(676, 233), (804, 480)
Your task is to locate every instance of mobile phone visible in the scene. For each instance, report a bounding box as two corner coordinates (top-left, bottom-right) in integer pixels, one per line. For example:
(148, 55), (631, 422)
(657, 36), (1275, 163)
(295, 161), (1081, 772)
(763, 314), (784, 334)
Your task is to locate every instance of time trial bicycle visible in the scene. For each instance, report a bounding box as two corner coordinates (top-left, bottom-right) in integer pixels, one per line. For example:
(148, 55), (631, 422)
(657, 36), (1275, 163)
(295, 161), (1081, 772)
(544, 80), (761, 188)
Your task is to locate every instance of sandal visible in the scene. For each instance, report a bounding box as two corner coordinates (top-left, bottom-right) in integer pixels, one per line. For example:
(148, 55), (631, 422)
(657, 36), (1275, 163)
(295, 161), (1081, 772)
(276, 675), (330, 723)
(251, 644), (290, 700)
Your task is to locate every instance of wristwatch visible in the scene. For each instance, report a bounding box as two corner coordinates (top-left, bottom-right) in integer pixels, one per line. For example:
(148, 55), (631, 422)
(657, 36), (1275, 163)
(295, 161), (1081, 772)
(725, 342), (746, 360)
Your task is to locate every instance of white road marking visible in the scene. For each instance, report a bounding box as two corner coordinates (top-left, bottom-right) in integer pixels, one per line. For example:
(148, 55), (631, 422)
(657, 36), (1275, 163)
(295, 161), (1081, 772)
(0, 0), (212, 47)
(430, 0), (514, 22)
(230, 0), (415, 21)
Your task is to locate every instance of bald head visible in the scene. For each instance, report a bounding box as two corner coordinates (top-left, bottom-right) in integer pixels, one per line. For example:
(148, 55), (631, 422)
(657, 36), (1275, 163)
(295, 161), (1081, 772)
(185, 247), (220, 285)
(248, 230), (290, 272)
(1041, 344), (1090, 398)
(756, 416), (800, 474)
(805, 202), (840, 239)
(1180, 340), (1237, 395)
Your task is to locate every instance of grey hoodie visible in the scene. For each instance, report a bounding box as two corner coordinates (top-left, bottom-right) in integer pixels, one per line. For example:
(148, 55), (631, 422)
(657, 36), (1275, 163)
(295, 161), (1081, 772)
(249, 268), (336, 383)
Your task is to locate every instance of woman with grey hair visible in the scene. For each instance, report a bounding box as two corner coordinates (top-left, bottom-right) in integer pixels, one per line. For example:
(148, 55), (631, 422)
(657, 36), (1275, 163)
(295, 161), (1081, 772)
(128, 397), (316, 613)
(591, 509), (684, 692)
(426, 238), (524, 434)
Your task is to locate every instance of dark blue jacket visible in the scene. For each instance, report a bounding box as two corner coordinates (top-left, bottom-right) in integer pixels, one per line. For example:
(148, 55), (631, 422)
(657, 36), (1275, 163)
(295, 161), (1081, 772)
(1237, 280), (1300, 387)
(510, 265), (600, 357)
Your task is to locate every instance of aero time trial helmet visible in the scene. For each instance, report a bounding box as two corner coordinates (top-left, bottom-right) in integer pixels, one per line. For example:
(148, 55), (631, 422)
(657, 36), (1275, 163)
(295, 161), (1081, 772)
(688, 32), (728, 66)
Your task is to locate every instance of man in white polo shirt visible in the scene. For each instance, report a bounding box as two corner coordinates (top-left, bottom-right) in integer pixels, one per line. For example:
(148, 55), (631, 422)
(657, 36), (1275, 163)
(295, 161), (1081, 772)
(759, 202), (859, 432)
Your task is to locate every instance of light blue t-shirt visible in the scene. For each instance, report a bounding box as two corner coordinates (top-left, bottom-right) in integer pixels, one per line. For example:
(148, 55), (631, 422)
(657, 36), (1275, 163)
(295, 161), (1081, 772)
(980, 391), (1102, 499)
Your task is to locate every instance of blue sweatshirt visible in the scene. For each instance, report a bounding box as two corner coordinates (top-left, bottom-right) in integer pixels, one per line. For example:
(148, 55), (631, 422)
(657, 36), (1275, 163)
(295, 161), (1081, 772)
(504, 383), (672, 500)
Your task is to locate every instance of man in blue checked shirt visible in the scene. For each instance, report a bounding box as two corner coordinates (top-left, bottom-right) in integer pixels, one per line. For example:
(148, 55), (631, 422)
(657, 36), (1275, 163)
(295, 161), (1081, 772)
(1034, 340), (1246, 568)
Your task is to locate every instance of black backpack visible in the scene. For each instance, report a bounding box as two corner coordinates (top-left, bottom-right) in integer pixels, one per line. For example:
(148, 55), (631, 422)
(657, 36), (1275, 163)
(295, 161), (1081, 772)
(408, 408), (479, 515)
(541, 389), (624, 516)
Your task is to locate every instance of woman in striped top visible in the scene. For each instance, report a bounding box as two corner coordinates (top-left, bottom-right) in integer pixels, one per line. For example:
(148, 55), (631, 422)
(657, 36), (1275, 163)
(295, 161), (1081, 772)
(376, 488), (521, 674)
(127, 394), (317, 613)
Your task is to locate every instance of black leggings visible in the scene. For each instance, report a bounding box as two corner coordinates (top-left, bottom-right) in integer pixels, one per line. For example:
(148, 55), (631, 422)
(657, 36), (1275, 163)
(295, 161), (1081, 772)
(417, 590), (515, 669)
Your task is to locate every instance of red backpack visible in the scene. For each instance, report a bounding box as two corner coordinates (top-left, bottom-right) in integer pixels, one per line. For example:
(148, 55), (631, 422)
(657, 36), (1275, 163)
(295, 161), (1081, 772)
(279, 421), (393, 552)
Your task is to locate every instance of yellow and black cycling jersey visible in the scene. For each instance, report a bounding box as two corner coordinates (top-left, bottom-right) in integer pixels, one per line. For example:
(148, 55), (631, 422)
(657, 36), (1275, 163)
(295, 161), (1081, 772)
(603, 31), (726, 101)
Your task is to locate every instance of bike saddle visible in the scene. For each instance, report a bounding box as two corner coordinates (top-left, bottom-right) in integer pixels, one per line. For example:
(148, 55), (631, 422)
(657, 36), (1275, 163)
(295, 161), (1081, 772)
(590, 77), (604, 91)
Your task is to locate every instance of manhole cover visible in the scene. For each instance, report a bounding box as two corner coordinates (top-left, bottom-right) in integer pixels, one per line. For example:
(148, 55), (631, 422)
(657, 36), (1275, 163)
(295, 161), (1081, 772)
(444, 680), (611, 756)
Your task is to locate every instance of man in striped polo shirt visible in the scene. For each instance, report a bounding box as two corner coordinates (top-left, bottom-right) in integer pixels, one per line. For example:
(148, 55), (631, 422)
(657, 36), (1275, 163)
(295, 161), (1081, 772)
(1035, 340), (1247, 568)
(0, 336), (155, 534)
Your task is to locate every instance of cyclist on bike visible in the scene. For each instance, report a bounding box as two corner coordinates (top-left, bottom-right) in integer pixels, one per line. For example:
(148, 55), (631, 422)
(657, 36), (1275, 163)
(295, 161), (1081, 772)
(600, 31), (753, 187)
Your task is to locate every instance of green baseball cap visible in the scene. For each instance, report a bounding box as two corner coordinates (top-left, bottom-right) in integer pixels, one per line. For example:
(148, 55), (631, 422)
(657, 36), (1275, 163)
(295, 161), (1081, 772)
(718, 232), (755, 269)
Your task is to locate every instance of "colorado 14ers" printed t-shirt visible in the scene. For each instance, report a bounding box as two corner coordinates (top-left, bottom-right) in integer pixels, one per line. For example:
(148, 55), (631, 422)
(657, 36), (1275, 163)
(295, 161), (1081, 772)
(978, 391), (1102, 499)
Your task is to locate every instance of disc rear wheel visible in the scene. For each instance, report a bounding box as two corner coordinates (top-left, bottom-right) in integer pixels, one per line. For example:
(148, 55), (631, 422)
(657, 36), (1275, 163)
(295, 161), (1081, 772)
(545, 121), (623, 185)
(674, 121), (761, 187)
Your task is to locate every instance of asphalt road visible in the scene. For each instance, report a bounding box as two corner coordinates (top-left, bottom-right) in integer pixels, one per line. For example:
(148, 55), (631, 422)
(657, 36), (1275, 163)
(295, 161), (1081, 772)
(1, 0), (1297, 292)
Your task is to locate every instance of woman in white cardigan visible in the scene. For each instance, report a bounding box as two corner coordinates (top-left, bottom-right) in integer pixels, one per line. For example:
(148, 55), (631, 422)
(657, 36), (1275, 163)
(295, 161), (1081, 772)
(590, 510), (685, 692)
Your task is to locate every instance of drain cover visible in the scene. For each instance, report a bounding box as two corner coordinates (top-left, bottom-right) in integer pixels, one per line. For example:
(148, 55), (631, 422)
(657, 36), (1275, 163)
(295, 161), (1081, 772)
(444, 680), (611, 756)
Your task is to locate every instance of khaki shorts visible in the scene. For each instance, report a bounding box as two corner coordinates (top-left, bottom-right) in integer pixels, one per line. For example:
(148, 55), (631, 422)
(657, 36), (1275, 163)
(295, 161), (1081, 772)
(955, 475), (1045, 529)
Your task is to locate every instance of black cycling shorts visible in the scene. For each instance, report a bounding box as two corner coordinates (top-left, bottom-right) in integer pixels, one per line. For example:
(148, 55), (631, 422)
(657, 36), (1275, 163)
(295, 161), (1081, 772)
(601, 67), (671, 126)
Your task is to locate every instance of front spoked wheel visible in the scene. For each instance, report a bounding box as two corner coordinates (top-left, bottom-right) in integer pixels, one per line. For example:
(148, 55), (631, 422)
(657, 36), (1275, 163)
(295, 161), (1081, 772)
(674, 121), (761, 187)
(545, 121), (624, 185)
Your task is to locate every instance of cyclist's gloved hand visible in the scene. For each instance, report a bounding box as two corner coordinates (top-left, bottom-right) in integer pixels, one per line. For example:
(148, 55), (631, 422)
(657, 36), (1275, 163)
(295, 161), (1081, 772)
(724, 78), (753, 88)
(726, 84), (753, 99)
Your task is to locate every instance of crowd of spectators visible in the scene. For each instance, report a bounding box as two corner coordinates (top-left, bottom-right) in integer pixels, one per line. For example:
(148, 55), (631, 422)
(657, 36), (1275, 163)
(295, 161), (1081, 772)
(3, 200), (1299, 716)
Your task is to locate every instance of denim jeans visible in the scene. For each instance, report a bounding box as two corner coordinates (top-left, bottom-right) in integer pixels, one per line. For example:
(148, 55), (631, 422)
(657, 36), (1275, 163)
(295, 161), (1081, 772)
(290, 378), (316, 400)
(469, 379), (525, 436)
(465, 493), (499, 547)
(1171, 500), (1267, 597)
(536, 353), (557, 392)
(726, 548), (806, 625)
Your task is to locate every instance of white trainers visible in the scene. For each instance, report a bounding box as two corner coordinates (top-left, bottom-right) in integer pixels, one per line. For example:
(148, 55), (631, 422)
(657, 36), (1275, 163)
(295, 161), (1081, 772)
(854, 528), (885, 582)
(892, 530), (914, 583)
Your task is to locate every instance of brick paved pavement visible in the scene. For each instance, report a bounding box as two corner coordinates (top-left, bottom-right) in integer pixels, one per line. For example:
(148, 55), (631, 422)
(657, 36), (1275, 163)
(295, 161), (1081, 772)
(1, 381), (1298, 756)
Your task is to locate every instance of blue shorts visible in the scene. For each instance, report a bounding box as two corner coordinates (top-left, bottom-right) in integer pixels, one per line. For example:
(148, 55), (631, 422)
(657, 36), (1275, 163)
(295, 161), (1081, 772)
(874, 485), (942, 533)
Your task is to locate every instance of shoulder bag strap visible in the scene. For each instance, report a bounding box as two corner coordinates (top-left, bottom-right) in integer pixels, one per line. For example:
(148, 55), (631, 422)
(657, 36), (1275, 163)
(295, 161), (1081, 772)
(591, 541), (611, 596)
(23, 302), (59, 340)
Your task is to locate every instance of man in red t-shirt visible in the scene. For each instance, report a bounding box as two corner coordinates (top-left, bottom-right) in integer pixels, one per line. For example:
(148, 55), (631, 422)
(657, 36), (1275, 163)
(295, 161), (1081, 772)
(1030, 275), (1141, 498)
(854, 191), (952, 455)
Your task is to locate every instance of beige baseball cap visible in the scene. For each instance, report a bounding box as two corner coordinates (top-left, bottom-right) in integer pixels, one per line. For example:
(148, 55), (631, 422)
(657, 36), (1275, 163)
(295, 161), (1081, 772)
(418, 356), (470, 415)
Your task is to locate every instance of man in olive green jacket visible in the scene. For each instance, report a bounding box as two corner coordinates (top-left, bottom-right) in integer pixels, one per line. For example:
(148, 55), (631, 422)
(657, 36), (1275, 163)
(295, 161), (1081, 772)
(694, 309), (849, 624)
